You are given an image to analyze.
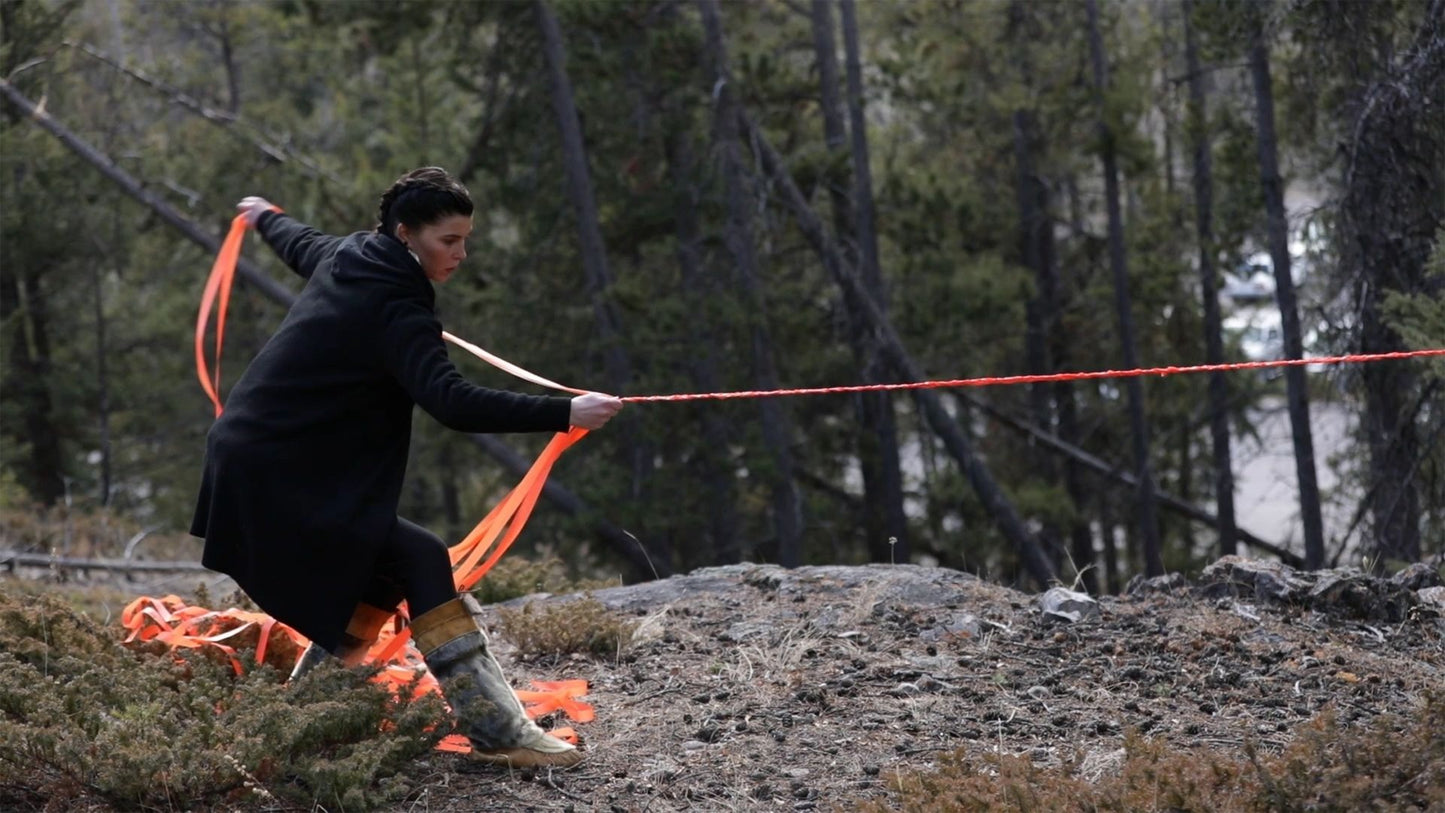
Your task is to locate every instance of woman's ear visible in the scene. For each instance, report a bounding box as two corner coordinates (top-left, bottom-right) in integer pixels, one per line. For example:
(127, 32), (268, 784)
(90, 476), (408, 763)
(394, 224), (410, 246)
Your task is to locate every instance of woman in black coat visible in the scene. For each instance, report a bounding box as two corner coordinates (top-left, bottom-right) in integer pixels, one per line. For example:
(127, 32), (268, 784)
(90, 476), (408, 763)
(191, 167), (620, 767)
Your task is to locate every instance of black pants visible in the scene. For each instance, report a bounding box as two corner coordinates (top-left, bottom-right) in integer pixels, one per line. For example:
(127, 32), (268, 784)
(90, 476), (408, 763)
(359, 517), (457, 619)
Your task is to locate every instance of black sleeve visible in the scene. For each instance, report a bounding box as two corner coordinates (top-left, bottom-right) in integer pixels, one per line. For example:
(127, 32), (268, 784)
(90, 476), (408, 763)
(378, 297), (573, 434)
(255, 211), (344, 281)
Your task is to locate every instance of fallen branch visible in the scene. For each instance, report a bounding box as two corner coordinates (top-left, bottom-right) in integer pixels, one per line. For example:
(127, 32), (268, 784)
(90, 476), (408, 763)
(1, 551), (210, 573)
(966, 394), (1303, 567)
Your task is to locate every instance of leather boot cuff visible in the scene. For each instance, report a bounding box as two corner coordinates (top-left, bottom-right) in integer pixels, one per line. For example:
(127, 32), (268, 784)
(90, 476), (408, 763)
(410, 597), (476, 654)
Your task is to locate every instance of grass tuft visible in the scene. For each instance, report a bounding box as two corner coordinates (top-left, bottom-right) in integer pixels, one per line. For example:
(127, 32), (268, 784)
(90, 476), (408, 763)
(497, 594), (637, 660)
(860, 690), (1445, 812)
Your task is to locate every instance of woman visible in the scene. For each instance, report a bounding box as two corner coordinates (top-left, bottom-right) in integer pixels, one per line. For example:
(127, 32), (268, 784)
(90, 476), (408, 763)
(191, 167), (621, 767)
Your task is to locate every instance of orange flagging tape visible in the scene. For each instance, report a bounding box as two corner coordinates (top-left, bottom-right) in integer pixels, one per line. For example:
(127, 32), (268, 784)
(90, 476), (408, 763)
(190, 211), (1442, 753)
(616, 349), (1445, 403)
(188, 213), (593, 754)
(120, 594), (592, 750)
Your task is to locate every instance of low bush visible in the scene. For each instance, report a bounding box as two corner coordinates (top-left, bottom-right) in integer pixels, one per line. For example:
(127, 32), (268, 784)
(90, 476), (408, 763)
(471, 554), (620, 605)
(497, 594), (636, 661)
(0, 589), (447, 811)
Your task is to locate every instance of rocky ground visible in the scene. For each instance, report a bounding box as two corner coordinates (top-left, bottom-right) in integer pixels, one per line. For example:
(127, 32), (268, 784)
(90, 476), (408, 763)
(406, 557), (1445, 811)
(5, 554), (1442, 811)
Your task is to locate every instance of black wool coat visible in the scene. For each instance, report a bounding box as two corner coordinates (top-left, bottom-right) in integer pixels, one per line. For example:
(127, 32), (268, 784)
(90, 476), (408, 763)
(191, 212), (571, 651)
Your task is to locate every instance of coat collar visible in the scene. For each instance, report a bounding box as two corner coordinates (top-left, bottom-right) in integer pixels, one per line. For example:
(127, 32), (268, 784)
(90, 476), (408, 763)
(343, 231), (435, 306)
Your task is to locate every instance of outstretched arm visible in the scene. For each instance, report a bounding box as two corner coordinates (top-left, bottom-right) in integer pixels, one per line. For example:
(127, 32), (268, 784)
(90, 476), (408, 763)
(237, 196), (342, 281)
(379, 297), (577, 434)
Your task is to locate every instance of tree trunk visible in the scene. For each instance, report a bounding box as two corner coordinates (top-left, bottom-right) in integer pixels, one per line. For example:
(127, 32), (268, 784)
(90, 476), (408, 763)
(1100, 500), (1120, 595)
(1333, 1), (1444, 568)
(810, 0), (882, 559)
(1011, 106), (1068, 573)
(838, 0), (911, 562)
(0, 78), (667, 580)
(1085, 0), (1164, 577)
(534, 0), (658, 552)
(739, 109), (1057, 588)
(698, 0), (806, 567)
(0, 262), (64, 506)
(664, 125), (742, 565)
(1183, 0), (1238, 558)
(91, 217), (119, 507)
(1248, 12), (1326, 569)
(1003, 0), (1095, 588)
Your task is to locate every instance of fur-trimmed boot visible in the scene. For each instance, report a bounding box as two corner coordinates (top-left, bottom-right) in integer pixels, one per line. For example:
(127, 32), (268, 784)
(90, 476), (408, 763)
(288, 602), (395, 682)
(410, 594), (582, 768)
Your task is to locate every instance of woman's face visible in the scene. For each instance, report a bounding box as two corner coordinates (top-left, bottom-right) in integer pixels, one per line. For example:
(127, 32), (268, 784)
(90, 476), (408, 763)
(397, 214), (473, 283)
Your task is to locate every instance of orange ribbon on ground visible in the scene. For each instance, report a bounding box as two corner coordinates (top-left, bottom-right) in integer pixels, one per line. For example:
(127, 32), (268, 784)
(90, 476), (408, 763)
(186, 212), (597, 753)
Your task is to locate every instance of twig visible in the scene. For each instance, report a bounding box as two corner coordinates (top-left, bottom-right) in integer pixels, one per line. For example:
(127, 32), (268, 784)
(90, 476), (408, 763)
(544, 767), (590, 804)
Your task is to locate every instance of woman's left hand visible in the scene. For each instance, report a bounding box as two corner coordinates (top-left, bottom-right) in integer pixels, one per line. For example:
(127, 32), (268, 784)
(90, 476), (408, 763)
(569, 393), (624, 430)
(236, 196), (277, 226)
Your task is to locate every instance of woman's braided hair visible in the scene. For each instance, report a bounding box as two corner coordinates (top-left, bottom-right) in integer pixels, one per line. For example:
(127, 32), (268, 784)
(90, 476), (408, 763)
(376, 167), (473, 236)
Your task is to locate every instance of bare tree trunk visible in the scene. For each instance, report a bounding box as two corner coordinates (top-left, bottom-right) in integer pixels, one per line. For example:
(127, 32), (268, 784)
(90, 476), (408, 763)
(1333, 1), (1444, 568)
(0, 78), (668, 580)
(1012, 106), (1068, 573)
(1086, 0), (1164, 577)
(739, 110), (1056, 587)
(0, 262), (64, 506)
(839, 0), (910, 563)
(664, 125), (742, 565)
(91, 231), (115, 507)
(1183, 0), (1238, 558)
(214, 17), (241, 115)
(810, 0), (883, 559)
(1001, 3), (1095, 587)
(534, 0), (631, 394)
(698, 0), (805, 567)
(1100, 500), (1120, 595)
(534, 0), (659, 551)
(810, 0), (909, 563)
(1249, 11), (1325, 569)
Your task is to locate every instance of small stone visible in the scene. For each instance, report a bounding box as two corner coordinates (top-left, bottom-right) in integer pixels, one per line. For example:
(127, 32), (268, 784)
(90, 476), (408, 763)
(1039, 587), (1100, 623)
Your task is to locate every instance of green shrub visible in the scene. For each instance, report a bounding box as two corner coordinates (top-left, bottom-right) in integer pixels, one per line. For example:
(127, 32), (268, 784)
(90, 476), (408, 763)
(0, 590), (447, 811)
(496, 594), (636, 660)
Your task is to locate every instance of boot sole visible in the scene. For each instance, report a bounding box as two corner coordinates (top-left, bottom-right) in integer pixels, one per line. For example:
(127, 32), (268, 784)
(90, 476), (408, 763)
(469, 746), (584, 768)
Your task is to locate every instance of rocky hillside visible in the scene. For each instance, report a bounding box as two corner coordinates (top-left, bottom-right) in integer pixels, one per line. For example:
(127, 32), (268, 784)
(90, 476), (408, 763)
(428, 557), (1445, 810)
(2, 556), (1441, 811)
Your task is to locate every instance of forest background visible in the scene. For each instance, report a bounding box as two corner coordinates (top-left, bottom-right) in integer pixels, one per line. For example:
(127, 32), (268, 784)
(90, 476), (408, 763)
(1, 0), (1441, 594)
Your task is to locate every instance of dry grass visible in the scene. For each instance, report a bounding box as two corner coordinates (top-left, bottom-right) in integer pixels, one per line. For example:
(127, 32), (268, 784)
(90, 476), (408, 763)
(496, 593), (639, 661)
(859, 691), (1445, 812)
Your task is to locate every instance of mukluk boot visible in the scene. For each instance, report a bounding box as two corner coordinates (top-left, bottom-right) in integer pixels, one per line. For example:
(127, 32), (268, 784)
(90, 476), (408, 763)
(288, 602), (395, 682)
(410, 594), (582, 768)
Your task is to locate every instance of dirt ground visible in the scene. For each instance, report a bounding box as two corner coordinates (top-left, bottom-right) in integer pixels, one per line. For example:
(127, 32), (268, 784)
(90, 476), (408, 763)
(7, 558), (1442, 811)
(407, 561), (1444, 812)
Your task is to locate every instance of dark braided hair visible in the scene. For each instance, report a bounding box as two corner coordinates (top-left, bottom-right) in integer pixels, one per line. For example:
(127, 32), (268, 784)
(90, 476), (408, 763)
(375, 167), (473, 237)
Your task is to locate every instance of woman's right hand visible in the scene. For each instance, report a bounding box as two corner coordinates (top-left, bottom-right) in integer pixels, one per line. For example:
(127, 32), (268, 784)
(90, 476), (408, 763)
(236, 196), (276, 226)
(569, 392), (624, 430)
